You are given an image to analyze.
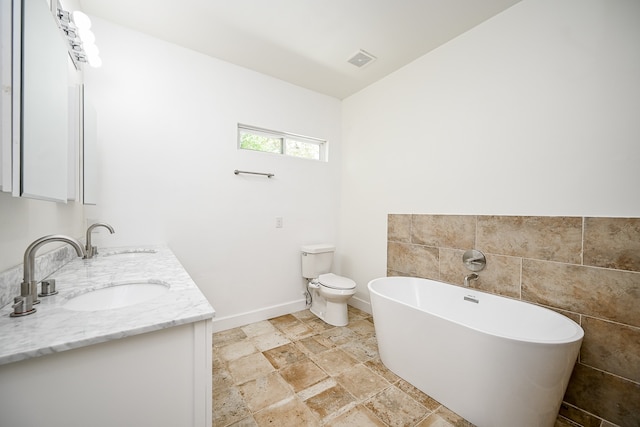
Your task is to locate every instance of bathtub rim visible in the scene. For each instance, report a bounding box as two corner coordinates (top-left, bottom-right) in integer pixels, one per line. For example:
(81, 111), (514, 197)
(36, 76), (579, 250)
(367, 276), (584, 345)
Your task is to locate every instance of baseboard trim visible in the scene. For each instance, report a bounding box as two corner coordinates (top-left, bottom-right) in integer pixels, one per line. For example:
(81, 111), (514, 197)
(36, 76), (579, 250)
(211, 296), (372, 334)
(212, 299), (307, 333)
(348, 296), (371, 315)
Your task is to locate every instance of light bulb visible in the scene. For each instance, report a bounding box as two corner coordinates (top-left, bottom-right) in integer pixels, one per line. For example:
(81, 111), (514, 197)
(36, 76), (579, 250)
(72, 11), (91, 30)
(83, 43), (99, 58)
(88, 55), (102, 68)
(78, 29), (96, 45)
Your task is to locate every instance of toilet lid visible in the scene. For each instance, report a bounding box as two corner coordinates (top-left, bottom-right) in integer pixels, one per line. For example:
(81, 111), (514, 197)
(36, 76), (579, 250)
(317, 273), (356, 290)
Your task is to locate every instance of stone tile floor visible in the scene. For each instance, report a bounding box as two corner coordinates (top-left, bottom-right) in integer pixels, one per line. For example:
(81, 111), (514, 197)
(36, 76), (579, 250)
(212, 306), (576, 427)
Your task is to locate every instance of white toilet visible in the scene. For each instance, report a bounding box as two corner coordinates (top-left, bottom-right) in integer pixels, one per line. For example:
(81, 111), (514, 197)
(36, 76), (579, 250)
(301, 244), (356, 327)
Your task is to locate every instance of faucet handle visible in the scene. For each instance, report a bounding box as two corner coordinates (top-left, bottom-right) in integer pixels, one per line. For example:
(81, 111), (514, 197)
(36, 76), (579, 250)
(10, 295), (36, 317)
(39, 279), (58, 297)
(462, 250), (486, 272)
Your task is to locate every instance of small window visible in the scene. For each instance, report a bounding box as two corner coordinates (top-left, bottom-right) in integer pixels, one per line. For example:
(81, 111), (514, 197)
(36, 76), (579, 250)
(238, 124), (326, 161)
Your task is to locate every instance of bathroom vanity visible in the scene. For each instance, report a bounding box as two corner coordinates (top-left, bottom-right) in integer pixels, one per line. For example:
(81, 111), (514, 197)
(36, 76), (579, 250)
(0, 246), (214, 427)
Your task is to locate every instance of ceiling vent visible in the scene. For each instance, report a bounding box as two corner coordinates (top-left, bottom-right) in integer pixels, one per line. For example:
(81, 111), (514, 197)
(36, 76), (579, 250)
(347, 49), (376, 68)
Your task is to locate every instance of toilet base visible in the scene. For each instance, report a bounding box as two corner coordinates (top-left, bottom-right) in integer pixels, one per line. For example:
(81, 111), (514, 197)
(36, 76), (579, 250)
(309, 290), (350, 327)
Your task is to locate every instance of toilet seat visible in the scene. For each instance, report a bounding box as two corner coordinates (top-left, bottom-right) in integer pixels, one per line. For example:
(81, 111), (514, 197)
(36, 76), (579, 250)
(317, 273), (356, 290)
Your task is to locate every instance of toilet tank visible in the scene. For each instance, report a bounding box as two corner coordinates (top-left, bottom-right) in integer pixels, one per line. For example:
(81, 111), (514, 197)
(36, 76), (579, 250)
(301, 244), (335, 279)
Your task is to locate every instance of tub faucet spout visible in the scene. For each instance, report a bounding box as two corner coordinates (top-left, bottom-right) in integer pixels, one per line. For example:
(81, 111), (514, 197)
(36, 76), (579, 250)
(85, 222), (115, 259)
(464, 273), (478, 287)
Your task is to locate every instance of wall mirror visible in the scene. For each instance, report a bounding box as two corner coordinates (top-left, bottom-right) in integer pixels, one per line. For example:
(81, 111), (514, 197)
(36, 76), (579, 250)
(0, 0), (71, 202)
(0, 0), (14, 191)
(19, 0), (70, 202)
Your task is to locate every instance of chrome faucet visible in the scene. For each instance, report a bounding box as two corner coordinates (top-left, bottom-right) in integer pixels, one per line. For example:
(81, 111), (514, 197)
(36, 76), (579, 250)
(85, 222), (115, 259)
(464, 273), (479, 287)
(11, 235), (86, 317)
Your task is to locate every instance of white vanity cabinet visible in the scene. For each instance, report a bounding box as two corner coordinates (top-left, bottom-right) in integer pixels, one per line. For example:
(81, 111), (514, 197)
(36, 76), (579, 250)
(0, 320), (212, 427)
(0, 246), (215, 427)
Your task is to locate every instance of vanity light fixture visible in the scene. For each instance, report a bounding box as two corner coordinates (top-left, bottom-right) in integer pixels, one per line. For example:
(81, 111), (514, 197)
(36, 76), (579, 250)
(55, 2), (102, 68)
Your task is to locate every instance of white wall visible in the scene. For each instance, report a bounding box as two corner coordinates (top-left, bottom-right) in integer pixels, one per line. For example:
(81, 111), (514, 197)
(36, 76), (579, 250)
(0, 193), (84, 272)
(83, 18), (342, 329)
(340, 0), (640, 308)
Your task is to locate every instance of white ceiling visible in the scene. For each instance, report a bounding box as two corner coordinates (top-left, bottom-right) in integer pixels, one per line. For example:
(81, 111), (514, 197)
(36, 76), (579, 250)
(78, 0), (522, 99)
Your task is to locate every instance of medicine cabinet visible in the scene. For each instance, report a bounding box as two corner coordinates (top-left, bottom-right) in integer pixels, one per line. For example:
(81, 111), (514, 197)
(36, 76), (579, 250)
(0, 0), (79, 203)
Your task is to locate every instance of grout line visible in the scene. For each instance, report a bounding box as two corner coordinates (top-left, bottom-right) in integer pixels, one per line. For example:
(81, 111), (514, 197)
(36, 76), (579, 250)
(474, 214), (478, 249)
(519, 256), (523, 300)
(577, 361), (640, 386)
(581, 216), (585, 266)
(409, 214), (414, 244)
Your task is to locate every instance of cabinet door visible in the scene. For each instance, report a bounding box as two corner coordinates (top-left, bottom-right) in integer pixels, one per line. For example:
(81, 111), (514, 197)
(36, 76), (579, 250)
(0, 321), (213, 427)
(20, 0), (69, 202)
(0, 0), (13, 192)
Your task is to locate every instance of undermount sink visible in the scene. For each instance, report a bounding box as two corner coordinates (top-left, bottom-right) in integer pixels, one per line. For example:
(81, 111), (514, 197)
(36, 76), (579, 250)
(63, 280), (170, 311)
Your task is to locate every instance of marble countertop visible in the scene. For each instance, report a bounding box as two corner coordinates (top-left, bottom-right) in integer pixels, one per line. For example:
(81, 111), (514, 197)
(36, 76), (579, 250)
(0, 245), (215, 365)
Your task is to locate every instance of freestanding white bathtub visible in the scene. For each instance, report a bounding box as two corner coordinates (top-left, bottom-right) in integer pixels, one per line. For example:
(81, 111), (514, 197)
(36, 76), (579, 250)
(368, 276), (583, 427)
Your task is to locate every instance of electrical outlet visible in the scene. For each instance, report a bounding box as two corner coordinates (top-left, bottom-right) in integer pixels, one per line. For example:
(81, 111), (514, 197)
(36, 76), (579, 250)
(275, 217), (283, 228)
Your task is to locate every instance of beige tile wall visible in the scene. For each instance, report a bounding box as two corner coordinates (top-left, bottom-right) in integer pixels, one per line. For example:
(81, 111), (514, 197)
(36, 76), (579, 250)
(386, 214), (640, 427)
